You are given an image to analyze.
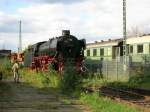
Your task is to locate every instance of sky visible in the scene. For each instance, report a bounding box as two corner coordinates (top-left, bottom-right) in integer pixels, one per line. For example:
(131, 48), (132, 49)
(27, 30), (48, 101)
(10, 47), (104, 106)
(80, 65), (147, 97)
(0, 0), (150, 51)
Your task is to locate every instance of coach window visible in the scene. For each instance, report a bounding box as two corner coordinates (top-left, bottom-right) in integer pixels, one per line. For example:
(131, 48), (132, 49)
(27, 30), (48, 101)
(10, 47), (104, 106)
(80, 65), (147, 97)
(87, 50), (90, 56)
(137, 44), (143, 53)
(130, 45), (133, 54)
(93, 49), (97, 56)
(100, 48), (104, 56)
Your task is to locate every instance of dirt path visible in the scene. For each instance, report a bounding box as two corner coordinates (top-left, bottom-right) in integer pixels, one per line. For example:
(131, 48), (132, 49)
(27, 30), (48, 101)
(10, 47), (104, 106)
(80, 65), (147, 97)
(0, 80), (91, 112)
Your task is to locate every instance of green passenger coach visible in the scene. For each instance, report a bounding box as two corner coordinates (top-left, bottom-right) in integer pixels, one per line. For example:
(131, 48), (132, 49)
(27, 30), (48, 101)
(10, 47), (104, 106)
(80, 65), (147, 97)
(126, 36), (150, 62)
(84, 35), (150, 63)
(84, 39), (123, 61)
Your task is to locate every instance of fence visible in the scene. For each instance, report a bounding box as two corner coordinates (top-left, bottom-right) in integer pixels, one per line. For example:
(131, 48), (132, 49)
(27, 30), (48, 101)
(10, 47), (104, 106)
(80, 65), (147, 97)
(85, 56), (150, 81)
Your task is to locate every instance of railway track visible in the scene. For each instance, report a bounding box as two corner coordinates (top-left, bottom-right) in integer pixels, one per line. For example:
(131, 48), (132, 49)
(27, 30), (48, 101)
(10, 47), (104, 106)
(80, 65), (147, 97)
(82, 86), (150, 109)
(100, 87), (150, 108)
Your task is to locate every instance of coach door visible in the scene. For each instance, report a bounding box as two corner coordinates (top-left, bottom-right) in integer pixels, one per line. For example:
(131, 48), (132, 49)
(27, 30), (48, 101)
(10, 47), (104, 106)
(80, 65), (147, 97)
(112, 47), (120, 59)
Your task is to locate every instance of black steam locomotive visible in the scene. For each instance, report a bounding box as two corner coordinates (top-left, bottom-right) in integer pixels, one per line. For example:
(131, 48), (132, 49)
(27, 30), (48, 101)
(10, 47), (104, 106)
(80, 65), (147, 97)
(24, 30), (86, 73)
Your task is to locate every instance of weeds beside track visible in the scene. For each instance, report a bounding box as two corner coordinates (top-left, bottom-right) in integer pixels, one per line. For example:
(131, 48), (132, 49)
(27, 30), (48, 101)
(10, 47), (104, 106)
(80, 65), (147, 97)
(82, 86), (150, 111)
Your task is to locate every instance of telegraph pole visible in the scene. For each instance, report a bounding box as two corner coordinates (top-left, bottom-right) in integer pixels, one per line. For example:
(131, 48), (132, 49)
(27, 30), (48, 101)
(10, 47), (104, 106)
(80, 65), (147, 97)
(18, 20), (22, 53)
(123, 0), (127, 70)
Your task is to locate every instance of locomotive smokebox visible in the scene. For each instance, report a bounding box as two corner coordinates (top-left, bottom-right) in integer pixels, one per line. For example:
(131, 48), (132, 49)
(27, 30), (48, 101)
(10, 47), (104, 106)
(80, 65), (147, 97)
(62, 30), (70, 36)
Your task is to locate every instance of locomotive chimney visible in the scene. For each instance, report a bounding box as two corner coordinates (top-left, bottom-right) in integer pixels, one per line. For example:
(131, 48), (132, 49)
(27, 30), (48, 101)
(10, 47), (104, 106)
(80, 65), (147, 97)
(62, 30), (70, 36)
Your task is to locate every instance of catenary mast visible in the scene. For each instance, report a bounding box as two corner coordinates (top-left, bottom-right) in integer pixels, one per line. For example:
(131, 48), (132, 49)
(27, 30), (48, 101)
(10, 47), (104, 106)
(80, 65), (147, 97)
(123, 0), (127, 68)
(18, 20), (22, 53)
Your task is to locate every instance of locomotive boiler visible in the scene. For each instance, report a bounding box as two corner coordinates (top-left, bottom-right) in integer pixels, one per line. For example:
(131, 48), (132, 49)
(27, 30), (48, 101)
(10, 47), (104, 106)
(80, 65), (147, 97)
(24, 30), (86, 73)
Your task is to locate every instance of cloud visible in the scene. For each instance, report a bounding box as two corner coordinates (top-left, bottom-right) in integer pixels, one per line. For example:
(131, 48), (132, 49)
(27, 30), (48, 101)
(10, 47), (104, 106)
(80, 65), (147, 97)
(0, 0), (150, 51)
(17, 0), (123, 36)
(23, 0), (86, 4)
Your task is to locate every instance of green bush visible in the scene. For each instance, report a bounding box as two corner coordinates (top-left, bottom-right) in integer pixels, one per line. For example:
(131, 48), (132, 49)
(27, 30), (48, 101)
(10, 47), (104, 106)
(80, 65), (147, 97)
(0, 58), (12, 79)
(128, 74), (150, 89)
(106, 74), (150, 90)
(60, 65), (82, 95)
(128, 75), (144, 87)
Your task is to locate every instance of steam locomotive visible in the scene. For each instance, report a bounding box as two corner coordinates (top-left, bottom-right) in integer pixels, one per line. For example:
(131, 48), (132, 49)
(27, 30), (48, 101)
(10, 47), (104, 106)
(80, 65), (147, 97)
(24, 30), (86, 73)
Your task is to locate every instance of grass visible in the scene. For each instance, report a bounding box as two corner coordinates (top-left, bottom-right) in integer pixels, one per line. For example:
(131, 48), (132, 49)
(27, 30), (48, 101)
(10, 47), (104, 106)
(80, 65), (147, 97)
(105, 74), (150, 90)
(0, 58), (12, 79)
(0, 58), (144, 112)
(16, 69), (144, 112)
(79, 74), (148, 112)
(82, 68), (150, 90)
(20, 69), (59, 89)
(82, 76), (107, 88)
(80, 92), (141, 112)
(1, 68), (141, 112)
(129, 74), (150, 89)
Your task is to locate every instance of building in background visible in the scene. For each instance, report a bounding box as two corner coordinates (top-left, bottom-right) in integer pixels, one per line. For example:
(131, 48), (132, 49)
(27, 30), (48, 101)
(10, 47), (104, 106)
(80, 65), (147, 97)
(0, 49), (11, 58)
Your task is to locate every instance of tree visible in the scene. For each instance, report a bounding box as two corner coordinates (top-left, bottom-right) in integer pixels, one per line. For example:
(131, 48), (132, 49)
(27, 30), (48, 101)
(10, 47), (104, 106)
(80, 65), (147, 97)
(127, 25), (150, 37)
